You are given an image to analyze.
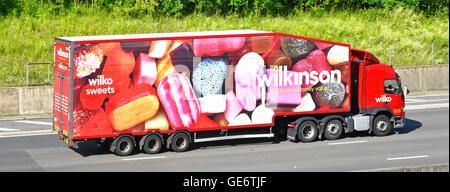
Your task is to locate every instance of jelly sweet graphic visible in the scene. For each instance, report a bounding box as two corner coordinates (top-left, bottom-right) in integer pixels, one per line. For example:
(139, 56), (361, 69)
(234, 52), (265, 111)
(134, 53), (157, 86)
(106, 84), (160, 131)
(193, 37), (245, 56)
(157, 73), (200, 128)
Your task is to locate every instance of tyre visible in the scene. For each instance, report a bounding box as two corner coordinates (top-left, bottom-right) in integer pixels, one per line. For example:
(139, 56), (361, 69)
(142, 135), (163, 154)
(170, 132), (190, 152)
(372, 115), (392, 136)
(324, 119), (343, 140)
(114, 136), (134, 156)
(297, 121), (319, 142)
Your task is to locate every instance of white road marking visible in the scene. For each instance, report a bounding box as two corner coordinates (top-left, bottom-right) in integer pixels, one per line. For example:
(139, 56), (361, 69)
(122, 156), (166, 161)
(406, 93), (448, 98)
(406, 98), (449, 103)
(0, 127), (20, 132)
(405, 103), (448, 110)
(387, 155), (429, 161)
(328, 140), (368, 145)
(0, 132), (56, 138)
(13, 120), (52, 126)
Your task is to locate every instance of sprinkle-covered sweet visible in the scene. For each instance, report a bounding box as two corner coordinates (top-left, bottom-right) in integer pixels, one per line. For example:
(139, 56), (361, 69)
(281, 37), (315, 58)
(311, 82), (345, 109)
(192, 58), (228, 96)
(74, 45), (103, 79)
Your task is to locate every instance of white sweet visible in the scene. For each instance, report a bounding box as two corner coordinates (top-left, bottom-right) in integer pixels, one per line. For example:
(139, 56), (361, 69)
(198, 94), (226, 114)
(251, 105), (275, 124)
(228, 113), (252, 126)
(327, 45), (349, 65)
(293, 93), (316, 112)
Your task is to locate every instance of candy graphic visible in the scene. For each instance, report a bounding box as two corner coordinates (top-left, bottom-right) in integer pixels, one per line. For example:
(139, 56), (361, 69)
(293, 93), (316, 112)
(265, 49), (292, 69)
(192, 114), (219, 129)
(106, 84), (160, 131)
(148, 40), (172, 58)
(74, 45), (103, 79)
(155, 55), (176, 87)
(198, 94), (226, 114)
(193, 37), (246, 56)
(154, 40), (190, 86)
(170, 42), (194, 73)
(228, 113), (252, 126)
(281, 37), (315, 58)
(213, 113), (229, 127)
(80, 83), (107, 111)
(311, 82), (345, 109)
(250, 36), (273, 53)
(315, 41), (333, 50)
(266, 68), (302, 105)
(292, 49), (332, 93)
(228, 41), (252, 65)
(100, 43), (135, 78)
(234, 52), (265, 111)
(73, 106), (112, 137)
(251, 84), (275, 124)
(192, 58), (228, 96)
(224, 91), (243, 123)
(252, 106), (274, 124)
(134, 53), (157, 86)
(327, 45), (349, 65)
(157, 73), (200, 128)
(144, 107), (169, 131)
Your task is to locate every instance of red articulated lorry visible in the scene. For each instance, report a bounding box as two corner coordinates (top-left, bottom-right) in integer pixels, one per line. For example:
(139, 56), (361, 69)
(53, 30), (406, 156)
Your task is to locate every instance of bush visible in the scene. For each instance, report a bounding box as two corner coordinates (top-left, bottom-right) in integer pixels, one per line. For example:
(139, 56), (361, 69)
(0, 0), (448, 17)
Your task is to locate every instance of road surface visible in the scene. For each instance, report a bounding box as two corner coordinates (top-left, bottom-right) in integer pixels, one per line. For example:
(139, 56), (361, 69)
(0, 93), (448, 171)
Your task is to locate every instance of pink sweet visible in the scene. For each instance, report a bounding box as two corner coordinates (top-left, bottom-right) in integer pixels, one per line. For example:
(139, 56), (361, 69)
(224, 91), (243, 122)
(266, 69), (302, 105)
(292, 49), (331, 92)
(133, 53), (157, 86)
(314, 41), (333, 50)
(234, 52), (265, 111)
(193, 37), (246, 56)
(157, 73), (200, 129)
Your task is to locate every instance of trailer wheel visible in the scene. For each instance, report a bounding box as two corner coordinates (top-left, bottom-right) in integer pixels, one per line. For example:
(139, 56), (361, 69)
(170, 132), (190, 152)
(373, 115), (392, 136)
(297, 121), (318, 142)
(114, 136), (134, 156)
(324, 119), (343, 140)
(143, 135), (163, 154)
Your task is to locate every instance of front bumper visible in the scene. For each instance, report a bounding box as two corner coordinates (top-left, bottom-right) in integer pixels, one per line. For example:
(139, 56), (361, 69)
(393, 112), (405, 128)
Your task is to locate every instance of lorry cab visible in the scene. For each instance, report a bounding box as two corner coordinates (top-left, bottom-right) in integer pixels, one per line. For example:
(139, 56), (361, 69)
(350, 49), (406, 132)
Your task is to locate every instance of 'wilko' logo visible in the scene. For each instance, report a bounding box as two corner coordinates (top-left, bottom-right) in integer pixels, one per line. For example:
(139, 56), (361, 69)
(375, 95), (392, 103)
(57, 48), (69, 59)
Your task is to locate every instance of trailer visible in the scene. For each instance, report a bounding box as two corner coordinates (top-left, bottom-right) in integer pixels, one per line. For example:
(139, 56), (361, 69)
(53, 30), (406, 156)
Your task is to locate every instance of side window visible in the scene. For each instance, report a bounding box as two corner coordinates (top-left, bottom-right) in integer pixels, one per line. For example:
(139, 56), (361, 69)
(384, 79), (400, 94)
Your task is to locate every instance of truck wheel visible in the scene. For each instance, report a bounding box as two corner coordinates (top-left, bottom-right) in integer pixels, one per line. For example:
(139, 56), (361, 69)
(171, 132), (190, 152)
(372, 115), (392, 136)
(373, 115), (392, 136)
(297, 121), (318, 142)
(114, 136), (134, 156)
(143, 135), (163, 154)
(324, 119), (343, 140)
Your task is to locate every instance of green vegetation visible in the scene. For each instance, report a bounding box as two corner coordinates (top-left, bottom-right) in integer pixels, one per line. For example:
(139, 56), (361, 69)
(0, 1), (448, 86)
